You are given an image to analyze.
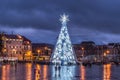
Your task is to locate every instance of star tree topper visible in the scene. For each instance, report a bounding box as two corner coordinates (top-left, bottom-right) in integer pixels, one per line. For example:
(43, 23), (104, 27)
(60, 14), (69, 23)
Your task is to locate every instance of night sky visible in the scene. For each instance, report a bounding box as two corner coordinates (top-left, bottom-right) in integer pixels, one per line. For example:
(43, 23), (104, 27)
(0, 0), (120, 45)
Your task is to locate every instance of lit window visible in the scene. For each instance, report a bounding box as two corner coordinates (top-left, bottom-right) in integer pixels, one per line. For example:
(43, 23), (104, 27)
(11, 46), (13, 48)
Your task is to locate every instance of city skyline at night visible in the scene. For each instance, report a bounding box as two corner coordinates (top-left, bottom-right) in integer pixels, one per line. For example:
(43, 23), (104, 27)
(0, 1), (120, 80)
(0, 0), (120, 45)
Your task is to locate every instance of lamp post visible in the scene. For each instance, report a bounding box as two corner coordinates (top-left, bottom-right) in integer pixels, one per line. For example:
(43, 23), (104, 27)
(103, 50), (110, 62)
(82, 47), (84, 56)
(81, 47), (84, 61)
(104, 50), (110, 56)
(37, 49), (41, 60)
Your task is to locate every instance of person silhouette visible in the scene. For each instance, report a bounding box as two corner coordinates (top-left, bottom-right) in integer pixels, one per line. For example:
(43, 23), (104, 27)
(58, 65), (61, 77)
(55, 64), (61, 77)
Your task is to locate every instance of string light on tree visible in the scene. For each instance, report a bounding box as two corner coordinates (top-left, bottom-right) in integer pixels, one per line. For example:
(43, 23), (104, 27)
(50, 14), (77, 65)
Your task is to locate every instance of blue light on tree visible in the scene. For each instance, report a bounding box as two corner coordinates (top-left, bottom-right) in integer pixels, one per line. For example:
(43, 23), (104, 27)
(50, 14), (77, 65)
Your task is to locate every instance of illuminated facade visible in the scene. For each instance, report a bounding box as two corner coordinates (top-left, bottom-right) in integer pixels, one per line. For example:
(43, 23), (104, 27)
(50, 14), (77, 65)
(32, 43), (53, 61)
(0, 34), (32, 60)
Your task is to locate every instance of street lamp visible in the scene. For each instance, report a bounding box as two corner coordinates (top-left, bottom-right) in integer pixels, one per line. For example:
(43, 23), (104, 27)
(103, 50), (110, 63)
(81, 47), (84, 61)
(37, 50), (40, 54)
(104, 50), (110, 57)
(37, 49), (41, 58)
(81, 47), (84, 57)
(82, 47), (84, 50)
(106, 50), (110, 54)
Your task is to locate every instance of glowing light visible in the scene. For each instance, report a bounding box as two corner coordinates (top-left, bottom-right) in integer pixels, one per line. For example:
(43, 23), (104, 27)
(35, 64), (41, 80)
(104, 52), (106, 56)
(103, 64), (111, 80)
(26, 63), (32, 80)
(106, 50), (110, 54)
(2, 65), (10, 80)
(82, 47), (84, 50)
(81, 66), (86, 80)
(26, 51), (32, 56)
(43, 65), (48, 79)
(50, 14), (76, 65)
(37, 50), (41, 53)
(60, 14), (69, 23)
(51, 65), (75, 80)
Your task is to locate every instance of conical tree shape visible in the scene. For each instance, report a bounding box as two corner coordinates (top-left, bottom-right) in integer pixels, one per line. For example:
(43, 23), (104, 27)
(50, 14), (77, 65)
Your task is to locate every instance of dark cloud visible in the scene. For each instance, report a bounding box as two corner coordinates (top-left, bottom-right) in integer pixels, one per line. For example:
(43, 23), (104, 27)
(0, 0), (120, 44)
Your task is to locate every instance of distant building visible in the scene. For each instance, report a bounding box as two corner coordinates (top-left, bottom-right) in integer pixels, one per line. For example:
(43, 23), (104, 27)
(73, 44), (82, 61)
(0, 33), (32, 60)
(108, 43), (120, 55)
(80, 41), (96, 56)
(96, 45), (108, 56)
(74, 41), (96, 61)
(0, 33), (3, 54)
(22, 36), (32, 60)
(32, 43), (53, 61)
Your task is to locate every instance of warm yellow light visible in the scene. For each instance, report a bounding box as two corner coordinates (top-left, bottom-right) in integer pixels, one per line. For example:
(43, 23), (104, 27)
(103, 64), (111, 80)
(104, 52), (106, 56)
(26, 63), (32, 80)
(106, 50), (110, 54)
(81, 66), (85, 80)
(26, 51), (32, 56)
(37, 50), (41, 53)
(2, 48), (6, 52)
(43, 65), (48, 79)
(12, 49), (16, 52)
(82, 47), (84, 50)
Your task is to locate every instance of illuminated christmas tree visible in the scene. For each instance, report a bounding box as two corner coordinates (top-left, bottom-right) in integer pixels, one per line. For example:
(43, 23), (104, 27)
(50, 14), (77, 65)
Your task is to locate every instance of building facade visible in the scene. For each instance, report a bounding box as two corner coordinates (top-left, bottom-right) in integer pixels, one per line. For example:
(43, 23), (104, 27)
(32, 43), (53, 61)
(0, 34), (32, 60)
(74, 41), (96, 61)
